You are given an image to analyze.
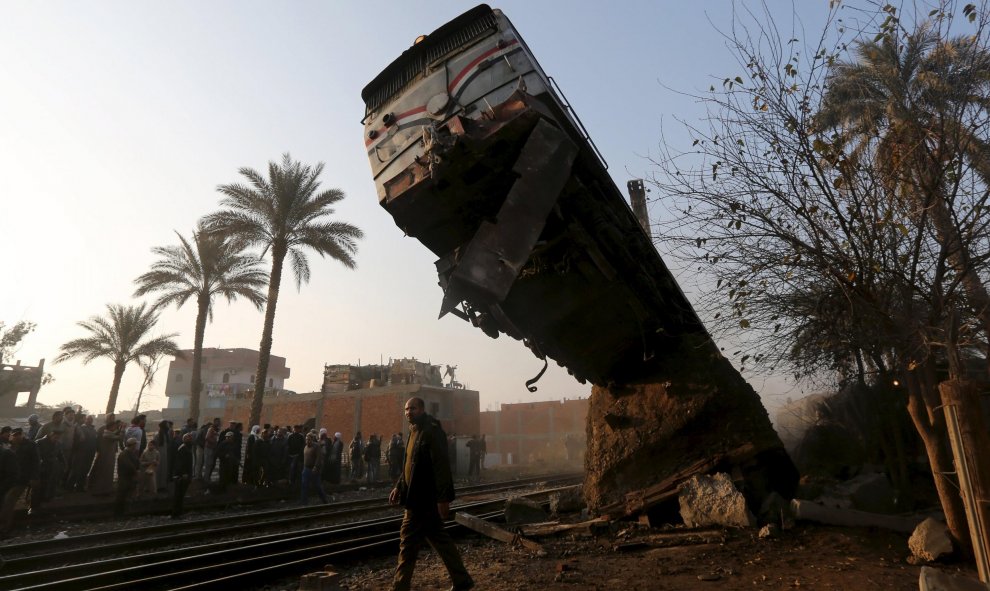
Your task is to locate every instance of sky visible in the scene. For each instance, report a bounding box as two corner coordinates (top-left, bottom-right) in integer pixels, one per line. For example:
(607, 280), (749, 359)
(0, 1), (837, 418)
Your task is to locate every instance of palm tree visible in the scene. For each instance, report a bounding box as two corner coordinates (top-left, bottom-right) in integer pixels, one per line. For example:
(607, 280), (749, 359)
(55, 303), (182, 415)
(816, 23), (990, 363)
(203, 153), (363, 428)
(816, 22), (990, 549)
(133, 225), (268, 422)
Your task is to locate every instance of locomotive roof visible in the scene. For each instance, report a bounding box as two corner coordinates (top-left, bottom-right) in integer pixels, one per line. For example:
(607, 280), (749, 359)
(361, 4), (496, 110)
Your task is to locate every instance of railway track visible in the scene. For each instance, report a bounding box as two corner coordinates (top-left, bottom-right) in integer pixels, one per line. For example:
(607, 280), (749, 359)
(0, 475), (580, 590)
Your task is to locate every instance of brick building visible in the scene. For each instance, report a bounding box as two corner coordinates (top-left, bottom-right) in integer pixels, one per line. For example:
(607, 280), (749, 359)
(480, 397), (588, 465)
(163, 348), (291, 420)
(221, 358), (480, 444)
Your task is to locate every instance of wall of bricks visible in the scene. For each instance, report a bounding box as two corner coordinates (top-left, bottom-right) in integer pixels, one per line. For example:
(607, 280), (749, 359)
(222, 385), (479, 444)
(479, 397), (588, 464)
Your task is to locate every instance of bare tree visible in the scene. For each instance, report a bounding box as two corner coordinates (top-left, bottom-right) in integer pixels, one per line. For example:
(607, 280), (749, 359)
(649, 0), (990, 548)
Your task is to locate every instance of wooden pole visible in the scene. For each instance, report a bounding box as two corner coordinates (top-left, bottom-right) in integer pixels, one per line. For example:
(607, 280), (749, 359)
(939, 379), (990, 583)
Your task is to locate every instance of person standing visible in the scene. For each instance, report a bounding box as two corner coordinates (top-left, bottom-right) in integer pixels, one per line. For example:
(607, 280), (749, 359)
(268, 428), (288, 483)
(124, 415), (147, 454)
(0, 435), (19, 537)
(387, 433), (405, 482)
(114, 438), (140, 517)
(388, 397), (473, 591)
(68, 415), (97, 491)
(202, 419), (220, 481)
(58, 408), (78, 490)
(466, 435), (480, 478)
(286, 425), (305, 488)
(479, 434), (487, 471)
(88, 418), (123, 495)
(349, 432), (363, 480)
(153, 421), (172, 493)
(243, 425), (261, 485)
(36, 430), (64, 504)
(171, 433), (194, 518)
(216, 432), (238, 493)
(364, 434), (381, 484)
(255, 428), (272, 486)
(300, 433), (328, 505)
(26, 414), (41, 441)
(328, 432), (343, 485)
(1, 428), (36, 535)
(139, 440), (160, 498)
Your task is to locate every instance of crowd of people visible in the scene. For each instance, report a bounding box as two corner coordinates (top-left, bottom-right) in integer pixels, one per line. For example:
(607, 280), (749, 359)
(0, 408), (429, 534)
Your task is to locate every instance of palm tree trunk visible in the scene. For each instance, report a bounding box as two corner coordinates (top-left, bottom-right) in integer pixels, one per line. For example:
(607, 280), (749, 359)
(190, 293), (210, 424)
(251, 245), (285, 428)
(106, 360), (127, 416)
(927, 194), (990, 377)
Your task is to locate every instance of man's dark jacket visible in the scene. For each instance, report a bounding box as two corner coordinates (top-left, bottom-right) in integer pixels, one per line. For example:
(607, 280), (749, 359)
(395, 414), (455, 510)
(14, 439), (39, 485)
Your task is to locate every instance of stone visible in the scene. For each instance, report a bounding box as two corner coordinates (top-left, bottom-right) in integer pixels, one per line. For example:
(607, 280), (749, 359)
(758, 491), (791, 524)
(549, 485), (586, 515)
(918, 566), (987, 591)
(908, 518), (954, 562)
(758, 523), (778, 539)
(678, 473), (756, 528)
(504, 496), (549, 525)
(818, 472), (897, 514)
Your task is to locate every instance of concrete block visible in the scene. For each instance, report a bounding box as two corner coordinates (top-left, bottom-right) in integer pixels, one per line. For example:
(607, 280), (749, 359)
(678, 473), (756, 528)
(918, 566), (987, 591)
(549, 485), (586, 515)
(504, 496), (549, 525)
(909, 518), (954, 562)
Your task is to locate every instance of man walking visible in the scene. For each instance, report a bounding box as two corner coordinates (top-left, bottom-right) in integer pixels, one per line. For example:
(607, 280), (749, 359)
(389, 397), (473, 591)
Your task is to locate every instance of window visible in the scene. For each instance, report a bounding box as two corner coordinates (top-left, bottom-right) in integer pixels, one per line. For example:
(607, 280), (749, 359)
(430, 402), (440, 416)
(222, 373), (230, 384)
(268, 378), (274, 387)
(175, 373), (184, 383)
(250, 375), (255, 383)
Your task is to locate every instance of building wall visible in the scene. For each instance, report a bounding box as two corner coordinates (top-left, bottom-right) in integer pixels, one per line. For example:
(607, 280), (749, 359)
(164, 348), (291, 412)
(480, 398), (588, 464)
(221, 384), (479, 444)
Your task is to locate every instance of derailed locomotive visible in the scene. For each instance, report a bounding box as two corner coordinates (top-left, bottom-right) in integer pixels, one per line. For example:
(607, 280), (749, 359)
(361, 5), (707, 388)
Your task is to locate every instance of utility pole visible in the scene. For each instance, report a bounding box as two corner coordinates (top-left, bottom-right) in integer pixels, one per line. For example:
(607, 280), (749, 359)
(627, 179), (650, 238)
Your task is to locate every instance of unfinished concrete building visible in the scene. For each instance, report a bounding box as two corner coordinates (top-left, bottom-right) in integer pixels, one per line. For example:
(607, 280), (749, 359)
(0, 359), (45, 413)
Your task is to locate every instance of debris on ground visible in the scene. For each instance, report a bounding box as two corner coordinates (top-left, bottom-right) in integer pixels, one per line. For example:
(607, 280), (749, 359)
(909, 518), (954, 563)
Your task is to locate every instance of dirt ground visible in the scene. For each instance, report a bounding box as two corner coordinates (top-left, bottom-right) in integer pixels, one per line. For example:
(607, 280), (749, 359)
(329, 522), (978, 590)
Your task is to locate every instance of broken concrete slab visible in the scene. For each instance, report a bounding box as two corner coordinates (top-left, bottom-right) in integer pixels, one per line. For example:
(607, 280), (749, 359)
(790, 499), (924, 533)
(679, 473), (756, 528)
(817, 472), (897, 514)
(549, 485), (586, 515)
(454, 511), (546, 555)
(517, 517), (609, 537)
(918, 566), (988, 591)
(910, 518), (955, 562)
(299, 570), (341, 591)
(504, 496), (549, 525)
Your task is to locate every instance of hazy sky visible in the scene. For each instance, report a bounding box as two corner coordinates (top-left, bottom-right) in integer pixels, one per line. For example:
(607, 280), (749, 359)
(1, 1), (835, 417)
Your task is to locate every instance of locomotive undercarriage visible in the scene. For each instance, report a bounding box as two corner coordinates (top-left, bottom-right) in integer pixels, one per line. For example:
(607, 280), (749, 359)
(378, 90), (707, 388)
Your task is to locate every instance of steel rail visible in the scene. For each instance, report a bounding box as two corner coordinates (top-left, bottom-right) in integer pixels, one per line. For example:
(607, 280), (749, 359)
(4, 484), (563, 591)
(4, 472), (579, 561)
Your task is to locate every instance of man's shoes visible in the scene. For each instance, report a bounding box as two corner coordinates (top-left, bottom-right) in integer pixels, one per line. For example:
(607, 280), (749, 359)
(449, 580), (475, 591)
